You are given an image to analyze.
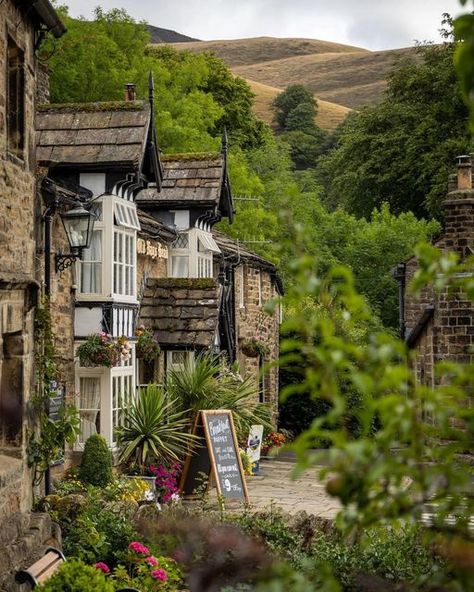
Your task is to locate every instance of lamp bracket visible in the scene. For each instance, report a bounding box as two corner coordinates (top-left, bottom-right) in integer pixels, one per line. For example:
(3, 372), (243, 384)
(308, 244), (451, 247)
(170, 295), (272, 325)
(55, 248), (83, 273)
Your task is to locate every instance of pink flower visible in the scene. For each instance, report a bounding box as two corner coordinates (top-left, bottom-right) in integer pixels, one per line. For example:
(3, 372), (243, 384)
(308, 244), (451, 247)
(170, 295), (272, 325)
(145, 556), (158, 566)
(128, 541), (150, 555)
(95, 562), (110, 574)
(151, 568), (168, 582)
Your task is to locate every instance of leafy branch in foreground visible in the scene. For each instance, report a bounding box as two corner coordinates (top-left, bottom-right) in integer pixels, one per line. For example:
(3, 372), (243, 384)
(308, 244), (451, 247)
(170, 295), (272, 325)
(279, 230), (474, 589)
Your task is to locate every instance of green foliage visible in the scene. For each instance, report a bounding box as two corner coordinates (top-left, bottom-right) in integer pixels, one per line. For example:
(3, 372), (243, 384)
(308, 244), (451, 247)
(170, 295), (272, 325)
(277, 231), (474, 588)
(79, 434), (113, 487)
(116, 385), (195, 469)
(272, 85), (317, 129)
(281, 129), (326, 169)
(318, 40), (471, 218)
(36, 559), (115, 592)
(271, 85), (326, 170)
(28, 300), (81, 484)
(166, 354), (272, 435)
(455, 3), (474, 131)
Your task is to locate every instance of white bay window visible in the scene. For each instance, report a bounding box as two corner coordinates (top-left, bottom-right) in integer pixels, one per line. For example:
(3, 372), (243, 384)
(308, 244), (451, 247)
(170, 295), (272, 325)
(77, 196), (138, 302)
(76, 348), (136, 448)
(169, 228), (220, 279)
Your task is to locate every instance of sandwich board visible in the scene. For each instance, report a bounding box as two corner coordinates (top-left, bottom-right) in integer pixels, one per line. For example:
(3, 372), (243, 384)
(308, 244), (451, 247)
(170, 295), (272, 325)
(179, 410), (249, 503)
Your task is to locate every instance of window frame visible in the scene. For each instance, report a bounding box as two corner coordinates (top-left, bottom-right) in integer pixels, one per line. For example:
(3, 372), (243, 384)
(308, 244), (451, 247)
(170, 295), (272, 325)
(6, 34), (25, 160)
(75, 344), (136, 449)
(168, 228), (218, 279)
(76, 196), (138, 303)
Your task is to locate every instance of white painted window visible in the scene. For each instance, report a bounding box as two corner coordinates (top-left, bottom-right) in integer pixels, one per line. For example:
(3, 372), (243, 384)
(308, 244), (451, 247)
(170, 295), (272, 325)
(167, 350), (194, 373)
(77, 375), (101, 444)
(77, 197), (138, 302)
(113, 229), (135, 297)
(168, 228), (220, 278)
(75, 345), (136, 448)
(80, 228), (102, 294)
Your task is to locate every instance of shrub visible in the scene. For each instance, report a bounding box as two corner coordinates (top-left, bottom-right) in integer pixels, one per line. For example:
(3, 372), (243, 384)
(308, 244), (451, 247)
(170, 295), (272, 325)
(36, 559), (115, 592)
(79, 434), (113, 487)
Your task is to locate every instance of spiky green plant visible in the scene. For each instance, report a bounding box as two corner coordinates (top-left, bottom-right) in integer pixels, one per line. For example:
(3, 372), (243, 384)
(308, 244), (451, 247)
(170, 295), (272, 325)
(166, 354), (272, 436)
(116, 385), (195, 470)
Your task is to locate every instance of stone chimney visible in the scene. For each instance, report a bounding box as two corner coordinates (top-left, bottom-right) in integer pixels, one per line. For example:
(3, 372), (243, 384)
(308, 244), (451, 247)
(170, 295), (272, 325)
(124, 83), (136, 102)
(443, 155), (474, 256)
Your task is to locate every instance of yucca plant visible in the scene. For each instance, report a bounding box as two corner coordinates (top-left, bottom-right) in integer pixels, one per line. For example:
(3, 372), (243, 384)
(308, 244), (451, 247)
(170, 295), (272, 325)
(116, 385), (195, 471)
(166, 354), (272, 436)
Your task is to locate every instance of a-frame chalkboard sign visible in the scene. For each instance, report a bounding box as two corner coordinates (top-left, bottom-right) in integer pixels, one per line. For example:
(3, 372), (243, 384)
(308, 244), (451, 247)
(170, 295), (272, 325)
(179, 410), (249, 503)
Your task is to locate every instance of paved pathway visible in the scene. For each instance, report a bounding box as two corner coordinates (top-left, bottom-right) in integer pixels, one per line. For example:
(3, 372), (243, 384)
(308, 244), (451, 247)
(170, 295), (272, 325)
(244, 457), (341, 519)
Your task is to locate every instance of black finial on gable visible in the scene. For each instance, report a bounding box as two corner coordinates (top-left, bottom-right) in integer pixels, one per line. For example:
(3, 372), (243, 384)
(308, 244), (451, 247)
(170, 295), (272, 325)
(221, 127), (228, 155)
(148, 71), (155, 106)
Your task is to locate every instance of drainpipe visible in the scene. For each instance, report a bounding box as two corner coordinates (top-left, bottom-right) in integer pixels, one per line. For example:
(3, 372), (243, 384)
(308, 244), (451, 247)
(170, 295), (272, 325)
(391, 263), (406, 340)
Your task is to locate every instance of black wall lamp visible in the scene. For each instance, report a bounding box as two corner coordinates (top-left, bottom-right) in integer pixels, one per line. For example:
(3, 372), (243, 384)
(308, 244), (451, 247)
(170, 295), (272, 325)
(55, 200), (95, 272)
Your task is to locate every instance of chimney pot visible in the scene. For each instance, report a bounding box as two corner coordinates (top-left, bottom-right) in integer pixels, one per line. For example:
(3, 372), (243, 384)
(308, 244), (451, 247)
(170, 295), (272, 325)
(456, 154), (472, 190)
(124, 83), (136, 102)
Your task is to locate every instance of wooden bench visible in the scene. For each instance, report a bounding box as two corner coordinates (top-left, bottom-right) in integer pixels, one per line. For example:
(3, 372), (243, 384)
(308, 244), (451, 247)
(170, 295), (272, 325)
(15, 547), (65, 588)
(15, 547), (139, 590)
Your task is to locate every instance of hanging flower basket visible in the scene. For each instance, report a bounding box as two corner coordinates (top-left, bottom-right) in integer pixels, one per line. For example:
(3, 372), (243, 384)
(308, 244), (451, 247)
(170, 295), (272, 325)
(77, 333), (131, 368)
(135, 326), (160, 362)
(240, 337), (269, 358)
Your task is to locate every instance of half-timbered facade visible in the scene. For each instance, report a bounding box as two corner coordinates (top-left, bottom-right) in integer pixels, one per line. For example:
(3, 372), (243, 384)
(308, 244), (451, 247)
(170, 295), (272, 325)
(36, 85), (163, 448)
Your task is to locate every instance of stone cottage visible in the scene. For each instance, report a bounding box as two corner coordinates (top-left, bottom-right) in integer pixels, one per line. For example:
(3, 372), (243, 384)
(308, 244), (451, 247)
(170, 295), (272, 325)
(36, 85), (163, 449)
(399, 155), (474, 389)
(0, 0), (66, 587)
(136, 147), (283, 415)
(34, 85), (282, 455)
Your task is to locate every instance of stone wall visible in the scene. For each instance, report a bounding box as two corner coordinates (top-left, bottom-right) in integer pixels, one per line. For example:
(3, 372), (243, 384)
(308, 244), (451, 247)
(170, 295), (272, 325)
(0, 0), (43, 520)
(403, 158), (474, 391)
(234, 263), (280, 423)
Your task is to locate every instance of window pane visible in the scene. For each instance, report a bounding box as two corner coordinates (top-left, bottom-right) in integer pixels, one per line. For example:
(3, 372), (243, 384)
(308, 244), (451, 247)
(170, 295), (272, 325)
(171, 256), (189, 278)
(78, 377), (101, 443)
(172, 233), (189, 249)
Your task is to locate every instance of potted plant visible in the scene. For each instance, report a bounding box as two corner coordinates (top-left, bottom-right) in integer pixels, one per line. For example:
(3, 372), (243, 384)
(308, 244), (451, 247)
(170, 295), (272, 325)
(240, 338), (269, 358)
(261, 431), (286, 457)
(117, 385), (195, 498)
(135, 326), (160, 362)
(76, 332), (131, 368)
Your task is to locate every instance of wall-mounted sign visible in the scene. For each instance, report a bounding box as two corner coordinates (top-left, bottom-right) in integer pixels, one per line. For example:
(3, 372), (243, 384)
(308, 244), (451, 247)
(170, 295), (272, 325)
(137, 238), (168, 260)
(180, 410), (249, 503)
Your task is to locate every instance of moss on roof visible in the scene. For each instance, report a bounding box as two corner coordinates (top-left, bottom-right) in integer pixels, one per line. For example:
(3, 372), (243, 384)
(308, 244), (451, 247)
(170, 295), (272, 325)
(37, 101), (145, 113)
(161, 152), (221, 162)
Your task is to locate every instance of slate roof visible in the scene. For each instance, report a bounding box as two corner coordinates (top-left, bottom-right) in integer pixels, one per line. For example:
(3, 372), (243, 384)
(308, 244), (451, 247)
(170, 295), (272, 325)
(36, 102), (152, 169)
(136, 153), (234, 220)
(139, 278), (219, 347)
(137, 210), (177, 243)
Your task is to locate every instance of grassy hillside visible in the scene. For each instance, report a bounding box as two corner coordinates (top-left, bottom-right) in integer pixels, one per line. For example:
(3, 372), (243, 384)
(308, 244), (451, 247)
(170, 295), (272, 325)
(164, 35), (417, 128)
(147, 25), (198, 43)
(170, 36), (368, 67)
(233, 47), (415, 109)
(245, 78), (351, 131)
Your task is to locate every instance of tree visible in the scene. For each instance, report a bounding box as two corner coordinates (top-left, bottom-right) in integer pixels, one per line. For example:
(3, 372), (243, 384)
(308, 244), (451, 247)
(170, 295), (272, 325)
(317, 42), (471, 219)
(272, 84), (317, 129)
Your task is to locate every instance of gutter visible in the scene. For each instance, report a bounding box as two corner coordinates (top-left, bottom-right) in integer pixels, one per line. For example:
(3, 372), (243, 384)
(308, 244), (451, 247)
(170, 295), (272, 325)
(31, 0), (67, 38)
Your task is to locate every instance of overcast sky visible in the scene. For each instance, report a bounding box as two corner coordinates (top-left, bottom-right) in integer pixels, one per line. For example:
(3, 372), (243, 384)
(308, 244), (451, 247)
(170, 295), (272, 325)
(64, 0), (463, 51)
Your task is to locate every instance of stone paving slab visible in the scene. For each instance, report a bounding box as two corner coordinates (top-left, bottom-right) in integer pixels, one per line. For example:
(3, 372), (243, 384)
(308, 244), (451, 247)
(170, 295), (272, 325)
(244, 458), (342, 519)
